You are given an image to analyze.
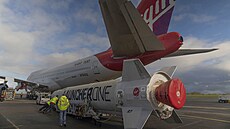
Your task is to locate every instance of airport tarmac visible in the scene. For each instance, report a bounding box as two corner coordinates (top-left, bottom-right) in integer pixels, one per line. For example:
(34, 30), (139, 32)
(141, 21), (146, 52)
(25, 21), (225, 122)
(1, 96), (230, 129)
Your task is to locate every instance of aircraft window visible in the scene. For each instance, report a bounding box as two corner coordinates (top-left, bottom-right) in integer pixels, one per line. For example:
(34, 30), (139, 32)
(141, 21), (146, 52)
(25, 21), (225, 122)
(71, 76), (76, 78)
(65, 67), (90, 73)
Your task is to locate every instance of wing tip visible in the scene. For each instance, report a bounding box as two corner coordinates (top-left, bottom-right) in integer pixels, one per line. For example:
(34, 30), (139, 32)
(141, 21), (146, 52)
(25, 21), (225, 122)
(211, 48), (218, 51)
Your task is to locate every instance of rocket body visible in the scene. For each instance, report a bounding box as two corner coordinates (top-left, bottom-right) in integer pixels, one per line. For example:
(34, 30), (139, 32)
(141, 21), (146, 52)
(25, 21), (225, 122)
(52, 59), (186, 129)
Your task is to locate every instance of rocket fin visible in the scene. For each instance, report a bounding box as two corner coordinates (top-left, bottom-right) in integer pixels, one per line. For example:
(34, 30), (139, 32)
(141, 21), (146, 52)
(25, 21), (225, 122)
(122, 107), (153, 129)
(122, 59), (150, 82)
(159, 66), (177, 78)
(165, 110), (183, 123)
(146, 110), (182, 126)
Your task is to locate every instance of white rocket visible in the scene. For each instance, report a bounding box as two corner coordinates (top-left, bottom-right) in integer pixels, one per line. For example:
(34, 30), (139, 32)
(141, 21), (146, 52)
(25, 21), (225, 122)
(52, 59), (186, 129)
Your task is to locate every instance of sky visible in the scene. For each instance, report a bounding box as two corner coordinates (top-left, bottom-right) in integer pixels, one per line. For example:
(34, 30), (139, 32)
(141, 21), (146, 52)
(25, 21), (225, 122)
(0, 0), (230, 93)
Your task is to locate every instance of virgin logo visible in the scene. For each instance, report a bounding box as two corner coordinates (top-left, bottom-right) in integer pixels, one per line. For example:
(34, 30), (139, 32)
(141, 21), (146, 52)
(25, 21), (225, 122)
(141, 0), (176, 30)
(133, 87), (140, 96)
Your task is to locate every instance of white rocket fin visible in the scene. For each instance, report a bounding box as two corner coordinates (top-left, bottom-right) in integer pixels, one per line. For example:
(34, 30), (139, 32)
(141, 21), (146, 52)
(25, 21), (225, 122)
(122, 59), (150, 81)
(146, 110), (182, 126)
(159, 66), (177, 78)
(165, 110), (183, 123)
(122, 107), (153, 129)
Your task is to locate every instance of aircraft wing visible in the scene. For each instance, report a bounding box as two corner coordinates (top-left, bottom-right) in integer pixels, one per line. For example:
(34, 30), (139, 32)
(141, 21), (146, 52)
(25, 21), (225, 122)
(99, 0), (165, 57)
(165, 48), (218, 58)
(14, 78), (49, 91)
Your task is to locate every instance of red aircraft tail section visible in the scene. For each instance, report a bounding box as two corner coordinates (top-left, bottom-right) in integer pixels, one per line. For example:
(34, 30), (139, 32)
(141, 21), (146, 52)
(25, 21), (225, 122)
(137, 0), (176, 35)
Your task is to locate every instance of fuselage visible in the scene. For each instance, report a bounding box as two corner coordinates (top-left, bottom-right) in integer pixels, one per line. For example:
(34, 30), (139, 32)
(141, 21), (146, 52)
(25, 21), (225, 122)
(27, 32), (183, 92)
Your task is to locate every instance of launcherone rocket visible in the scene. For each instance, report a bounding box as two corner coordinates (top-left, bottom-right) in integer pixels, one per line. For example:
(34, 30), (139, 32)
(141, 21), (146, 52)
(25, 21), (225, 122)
(52, 59), (186, 129)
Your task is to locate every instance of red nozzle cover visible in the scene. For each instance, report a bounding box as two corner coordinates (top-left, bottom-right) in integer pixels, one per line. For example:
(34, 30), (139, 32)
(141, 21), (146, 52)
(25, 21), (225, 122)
(155, 78), (186, 109)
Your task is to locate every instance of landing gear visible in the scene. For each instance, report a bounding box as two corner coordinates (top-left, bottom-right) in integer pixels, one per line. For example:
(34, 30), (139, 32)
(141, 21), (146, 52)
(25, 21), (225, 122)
(0, 97), (4, 102)
(93, 119), (102, 127)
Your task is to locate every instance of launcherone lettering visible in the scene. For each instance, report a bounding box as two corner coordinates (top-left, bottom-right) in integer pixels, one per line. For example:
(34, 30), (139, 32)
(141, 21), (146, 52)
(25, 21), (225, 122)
(64, 86), (112, 102)
(92, 87), (98, 101)
(98, 87), (104, 101)
(105, 86), (112, 101)
(87, 88), (93, 101)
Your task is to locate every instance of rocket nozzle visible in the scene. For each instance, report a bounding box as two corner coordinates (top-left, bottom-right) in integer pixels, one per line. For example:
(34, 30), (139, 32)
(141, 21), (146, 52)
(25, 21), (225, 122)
(155, 78), (186, 109)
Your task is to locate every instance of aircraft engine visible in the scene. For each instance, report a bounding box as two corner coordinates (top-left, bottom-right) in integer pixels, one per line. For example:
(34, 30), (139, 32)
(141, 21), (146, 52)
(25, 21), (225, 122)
(147, 71), (186, 119)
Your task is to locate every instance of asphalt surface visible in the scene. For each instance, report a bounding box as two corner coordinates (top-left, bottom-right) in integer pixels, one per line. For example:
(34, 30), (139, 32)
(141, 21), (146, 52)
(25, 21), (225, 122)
(1, 96), (230, 129)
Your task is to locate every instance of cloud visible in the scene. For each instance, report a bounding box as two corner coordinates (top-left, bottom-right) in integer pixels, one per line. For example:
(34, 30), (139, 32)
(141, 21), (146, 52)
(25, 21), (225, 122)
(131, 0), (141, 6)
(0, 19), (36, 74)
(147, 37), (230, 72)
(189, 14), (216, 23)
(34, 33), (110, 69)
(174, 13), (216, 23)
(74, 8), (100, 25)
(0, 0), (108, 76)
(145, 37), (230, 93)
(174, 14), (186, 21)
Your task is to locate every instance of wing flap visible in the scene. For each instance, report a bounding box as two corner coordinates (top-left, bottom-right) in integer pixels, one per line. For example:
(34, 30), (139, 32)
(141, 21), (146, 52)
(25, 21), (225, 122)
(165, 49), (218, 58)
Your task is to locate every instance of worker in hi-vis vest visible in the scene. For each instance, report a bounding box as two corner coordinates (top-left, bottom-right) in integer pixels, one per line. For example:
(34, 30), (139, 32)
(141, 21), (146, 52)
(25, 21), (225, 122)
(58, 95), (70, 127)
(44, 95), (59, 113)
(39, 100), (51, 113)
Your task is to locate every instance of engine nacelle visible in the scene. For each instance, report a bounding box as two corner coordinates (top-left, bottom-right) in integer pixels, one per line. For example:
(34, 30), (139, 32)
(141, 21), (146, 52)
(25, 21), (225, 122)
(147, 71), (186, 119)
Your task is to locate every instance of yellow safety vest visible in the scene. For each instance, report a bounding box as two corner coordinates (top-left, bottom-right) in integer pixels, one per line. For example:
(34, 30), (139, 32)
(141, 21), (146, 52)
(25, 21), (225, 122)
(47, 100), (51, 106)
(50, 97), (58, 104)
(58, 96), (70, 111)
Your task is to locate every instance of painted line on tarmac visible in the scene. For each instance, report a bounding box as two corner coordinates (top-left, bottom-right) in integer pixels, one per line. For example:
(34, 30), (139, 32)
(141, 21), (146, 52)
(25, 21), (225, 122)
(180, 110), (230, 116)
(181, 114), (230, 124)
(0, 112), (19, 129)
(184, 106), (230, 110)
(172, 120), (202, 129)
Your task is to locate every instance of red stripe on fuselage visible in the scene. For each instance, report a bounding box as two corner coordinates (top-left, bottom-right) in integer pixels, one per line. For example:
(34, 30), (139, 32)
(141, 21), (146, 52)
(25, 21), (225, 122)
(95, 32), (182, 71)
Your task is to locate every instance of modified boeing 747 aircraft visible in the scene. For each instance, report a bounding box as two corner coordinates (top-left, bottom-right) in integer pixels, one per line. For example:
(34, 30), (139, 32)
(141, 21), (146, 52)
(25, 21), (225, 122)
(9, 0), (216, 92)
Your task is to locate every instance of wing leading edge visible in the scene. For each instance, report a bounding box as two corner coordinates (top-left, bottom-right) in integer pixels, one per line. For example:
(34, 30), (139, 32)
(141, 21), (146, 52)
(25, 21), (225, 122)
(14, 78), (49, 92)
(99, 0), (165, 57)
